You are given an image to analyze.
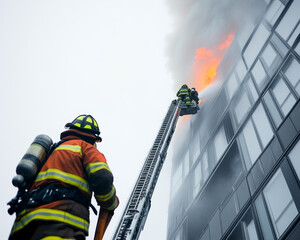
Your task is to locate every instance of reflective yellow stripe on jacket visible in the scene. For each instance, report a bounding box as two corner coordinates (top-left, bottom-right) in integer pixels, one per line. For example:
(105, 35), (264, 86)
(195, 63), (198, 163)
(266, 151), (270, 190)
(107, 198), (119, 211)
(55, 144), (82, 155)
(35, 169), (91, 195)
(41, 237), (75, 240)
(86, 162), (111, 175)
(95, 186), (115, 202)
(178, 89), (189, 96)
(11, 208), (89, 235)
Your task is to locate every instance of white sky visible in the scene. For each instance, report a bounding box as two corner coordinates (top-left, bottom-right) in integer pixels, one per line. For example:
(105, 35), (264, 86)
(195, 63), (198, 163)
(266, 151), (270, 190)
(0, 1), (178, 239)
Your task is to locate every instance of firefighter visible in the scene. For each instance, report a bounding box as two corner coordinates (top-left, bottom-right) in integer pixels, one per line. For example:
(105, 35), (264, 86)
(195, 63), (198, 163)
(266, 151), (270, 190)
(9, 115), (119, 240)
(177, 84), (192, 106)
(190, 87), (199, 105)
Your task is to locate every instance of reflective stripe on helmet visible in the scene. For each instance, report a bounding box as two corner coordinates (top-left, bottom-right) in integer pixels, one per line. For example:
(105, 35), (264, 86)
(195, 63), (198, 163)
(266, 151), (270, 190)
(66, 115), (100, 133)
(35, 169), (91, 195)
(11, 208), (89, 235)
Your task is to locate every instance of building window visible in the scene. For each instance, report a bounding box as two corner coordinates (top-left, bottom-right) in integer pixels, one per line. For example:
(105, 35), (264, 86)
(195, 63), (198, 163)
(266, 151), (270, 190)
(242, 209), (259, 240)
(241, 119), (262, 167)
(200, 228), (210, 240)
(276, 0), (300, 46)
(231, 82), (258, 129)
(262, 43), (277, 69)
(251, 59), (269, 91)
(226, 209), (259, 240)
(295, 41), (300, 56)
(263, 169), (298, 238)
(174, 226), (182, 240)
(247, 76), (259, 102)
(172, 163), (182, 197)
(265, 0), (285, 26)
(263, 91), (283, 128)
(233, 90), (251, 125)
(252, 103), (274, 147)
(194, 159), (202, 199)
(202, 151), (209, 181)
(271, 76), (296, 115)
(226, 73), (240, 100)
(214, 125), (228, 163)
(282, 56), (300, 96)
(183, 151), (189, 179)
(193, 151), (209, 198)
(263, 55), (300, 127)
(190, 130), (201, 165)
(244, 23), (271, 68)
(236, 58), (248, 82)
(288, 139), (300, 180)
(270, 76), (296, 116)
(270, 34), (288, 57)
(237, 21), (255, 50)
(239, 103), (273, 169)
(261, 43), (282, 76)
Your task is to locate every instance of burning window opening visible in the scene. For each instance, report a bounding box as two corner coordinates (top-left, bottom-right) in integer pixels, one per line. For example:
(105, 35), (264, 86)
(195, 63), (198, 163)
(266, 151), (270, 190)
(191, 33), (235, 102)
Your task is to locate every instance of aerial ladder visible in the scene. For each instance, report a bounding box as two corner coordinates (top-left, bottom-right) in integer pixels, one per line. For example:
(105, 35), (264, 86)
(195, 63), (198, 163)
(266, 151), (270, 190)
(112, 99), (198, 240)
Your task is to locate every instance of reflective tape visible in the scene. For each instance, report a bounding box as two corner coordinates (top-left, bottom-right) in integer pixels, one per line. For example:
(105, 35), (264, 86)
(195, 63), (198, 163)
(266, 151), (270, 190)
(11, 208), (89, 235)
(55, 145), (82, 156)
(35, 169), (91, 195)
(95, 186), (115, 202)
(86, 162), (111, 175)
(41, 237), (75, 240)
(106, 198), (119, 211)
(178, 89), (189, 96)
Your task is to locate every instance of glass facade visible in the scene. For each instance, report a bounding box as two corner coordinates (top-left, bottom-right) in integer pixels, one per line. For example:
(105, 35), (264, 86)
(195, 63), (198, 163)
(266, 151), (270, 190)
(167, 0), (300, 239)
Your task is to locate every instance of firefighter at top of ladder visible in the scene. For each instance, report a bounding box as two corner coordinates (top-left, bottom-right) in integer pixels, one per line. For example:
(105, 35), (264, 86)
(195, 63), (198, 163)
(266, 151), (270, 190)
(177, 84), (192, 106)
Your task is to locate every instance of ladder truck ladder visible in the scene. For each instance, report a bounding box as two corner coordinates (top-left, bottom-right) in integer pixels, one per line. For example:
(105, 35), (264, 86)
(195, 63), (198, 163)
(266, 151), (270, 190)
(113, 100), (197, 240)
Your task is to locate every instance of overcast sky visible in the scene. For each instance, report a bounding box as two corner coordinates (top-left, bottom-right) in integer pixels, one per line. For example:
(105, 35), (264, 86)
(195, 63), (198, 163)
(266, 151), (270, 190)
(0, 1), (177, 239)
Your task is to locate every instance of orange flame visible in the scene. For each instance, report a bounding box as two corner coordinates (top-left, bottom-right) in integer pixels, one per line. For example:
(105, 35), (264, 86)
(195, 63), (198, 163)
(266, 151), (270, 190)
(192, 33), (234, 94)
(218, 34), (235, 50)
(194, 47), (212, 60)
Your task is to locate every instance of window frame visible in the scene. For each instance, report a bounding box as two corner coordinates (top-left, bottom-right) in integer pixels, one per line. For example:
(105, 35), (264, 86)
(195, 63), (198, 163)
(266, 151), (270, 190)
(269, 74), (297, 117)
(262, 168), (298, 238)
(238, 102), (274, 169)
(282, 55), (300, 98)
(255, 159), (300, 240)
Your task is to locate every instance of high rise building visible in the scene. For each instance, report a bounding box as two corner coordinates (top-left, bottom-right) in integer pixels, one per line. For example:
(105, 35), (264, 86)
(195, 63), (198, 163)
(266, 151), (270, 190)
(167, 0), (300, 239)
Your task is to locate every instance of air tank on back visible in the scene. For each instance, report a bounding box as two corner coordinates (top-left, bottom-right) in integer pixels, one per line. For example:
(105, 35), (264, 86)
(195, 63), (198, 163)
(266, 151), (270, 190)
(12, 134), (53, 188)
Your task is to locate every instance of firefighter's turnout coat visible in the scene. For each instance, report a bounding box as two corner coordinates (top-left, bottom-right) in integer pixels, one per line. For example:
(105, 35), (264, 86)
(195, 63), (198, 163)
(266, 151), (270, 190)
(9, 129), (119, 239)
(177, 86), (191, 105)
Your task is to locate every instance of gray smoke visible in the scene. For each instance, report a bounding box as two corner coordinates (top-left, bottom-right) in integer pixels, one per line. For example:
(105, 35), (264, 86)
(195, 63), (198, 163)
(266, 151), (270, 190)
(165, 0), (259, 91)
(198, 81), (222, 100)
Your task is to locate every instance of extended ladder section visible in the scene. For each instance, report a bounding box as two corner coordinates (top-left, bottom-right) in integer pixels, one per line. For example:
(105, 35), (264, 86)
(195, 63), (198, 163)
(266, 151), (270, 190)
(113, 100), (197, 240)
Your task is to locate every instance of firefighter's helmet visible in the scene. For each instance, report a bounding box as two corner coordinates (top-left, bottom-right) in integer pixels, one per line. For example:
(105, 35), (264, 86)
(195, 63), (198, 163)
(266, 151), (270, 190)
(182, 84), (188, 88)
(65, 115), (102, 142)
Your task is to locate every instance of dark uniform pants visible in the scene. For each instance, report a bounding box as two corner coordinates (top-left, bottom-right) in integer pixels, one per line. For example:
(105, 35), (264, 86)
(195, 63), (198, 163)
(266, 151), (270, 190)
(10, 221), (86, 240)
(178, 94), (191, 105)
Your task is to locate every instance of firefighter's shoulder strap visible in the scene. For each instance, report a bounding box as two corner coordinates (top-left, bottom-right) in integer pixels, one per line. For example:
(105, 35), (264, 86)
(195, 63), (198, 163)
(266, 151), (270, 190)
(47, 139), (68, 157)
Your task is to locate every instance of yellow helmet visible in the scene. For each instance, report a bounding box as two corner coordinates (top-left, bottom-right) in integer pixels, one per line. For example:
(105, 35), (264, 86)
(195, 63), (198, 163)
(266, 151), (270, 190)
(65, 115), (102, 142)
(182, 84), (188, 88)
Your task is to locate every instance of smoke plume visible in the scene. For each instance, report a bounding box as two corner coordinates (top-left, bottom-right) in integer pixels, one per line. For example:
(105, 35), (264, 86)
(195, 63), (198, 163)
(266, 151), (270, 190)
(165, 0), (257, 91)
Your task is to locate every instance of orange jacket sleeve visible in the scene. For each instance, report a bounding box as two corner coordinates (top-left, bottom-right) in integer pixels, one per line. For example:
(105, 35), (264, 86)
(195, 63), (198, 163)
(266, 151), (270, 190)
(82, 143), (119, 211)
